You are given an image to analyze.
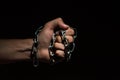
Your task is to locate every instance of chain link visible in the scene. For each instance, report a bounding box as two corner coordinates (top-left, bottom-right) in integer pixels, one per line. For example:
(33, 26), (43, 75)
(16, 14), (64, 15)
(31, 26), (77, 67)
(49, 27), (77, 64)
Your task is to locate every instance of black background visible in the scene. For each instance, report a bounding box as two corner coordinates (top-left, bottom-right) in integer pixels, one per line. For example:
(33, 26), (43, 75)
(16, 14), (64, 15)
(0, 0), (119, 80)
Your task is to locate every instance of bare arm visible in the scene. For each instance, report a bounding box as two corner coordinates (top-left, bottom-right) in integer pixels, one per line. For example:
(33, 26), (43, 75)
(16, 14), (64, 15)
(0, 18), (75, 64)
(0, 39), (33, 63)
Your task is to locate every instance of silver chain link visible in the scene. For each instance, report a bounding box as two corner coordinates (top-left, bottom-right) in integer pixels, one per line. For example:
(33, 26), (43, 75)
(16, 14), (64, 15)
(31, 26), (77, 67)
(49, 27), (77, 64)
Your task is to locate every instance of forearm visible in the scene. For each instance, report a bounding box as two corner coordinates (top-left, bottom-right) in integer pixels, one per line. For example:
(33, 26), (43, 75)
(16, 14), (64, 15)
(0, 39), (33, 64)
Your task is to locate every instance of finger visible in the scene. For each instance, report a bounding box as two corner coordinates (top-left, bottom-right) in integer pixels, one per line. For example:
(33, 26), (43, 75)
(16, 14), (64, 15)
(55, 50), (65, 58)
(54, 42), (65, 50)
(56, 36), (74, 43)
(55, 36), (62, 43)
(66, 36), (74, 43)
(44, 17), (69, 30)
(65, 27), (75, 36)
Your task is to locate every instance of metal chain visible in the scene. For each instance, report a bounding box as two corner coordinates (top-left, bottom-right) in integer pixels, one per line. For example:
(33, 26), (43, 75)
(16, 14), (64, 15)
(31, 26), (43, 67)
(31, 26), (77, 67)
(49, 27), (77, 64)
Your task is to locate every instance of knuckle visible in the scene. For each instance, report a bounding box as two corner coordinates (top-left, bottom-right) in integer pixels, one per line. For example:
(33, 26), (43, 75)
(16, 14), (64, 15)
(56, 50), (64, 57)
(54, 43), (65, 50)
(69, 28), (75, 35)
(54, 43), (58, 47)
(66, 36), (73, 43)
(56, 36), (62, 42)
(57, 17), (62, 21)
(66, 28), (75, 35)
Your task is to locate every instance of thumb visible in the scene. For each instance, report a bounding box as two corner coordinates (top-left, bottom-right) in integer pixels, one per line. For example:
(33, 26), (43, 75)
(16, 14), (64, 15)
(44, 18), (69, 30)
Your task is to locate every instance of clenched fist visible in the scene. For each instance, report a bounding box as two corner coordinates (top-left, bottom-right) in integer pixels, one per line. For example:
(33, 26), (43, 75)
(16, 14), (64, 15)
(35, 18), (75, 63)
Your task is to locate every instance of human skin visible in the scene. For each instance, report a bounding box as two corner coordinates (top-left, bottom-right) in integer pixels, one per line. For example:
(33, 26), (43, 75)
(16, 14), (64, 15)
(0, 18), (74, 64)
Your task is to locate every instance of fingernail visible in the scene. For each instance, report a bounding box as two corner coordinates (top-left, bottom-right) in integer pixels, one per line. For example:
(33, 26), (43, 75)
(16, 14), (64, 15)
(64, 24), (69, 28)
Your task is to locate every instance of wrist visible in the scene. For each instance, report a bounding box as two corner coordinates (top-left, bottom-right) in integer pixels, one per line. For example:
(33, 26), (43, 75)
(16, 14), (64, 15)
(15, 39), (33, 61)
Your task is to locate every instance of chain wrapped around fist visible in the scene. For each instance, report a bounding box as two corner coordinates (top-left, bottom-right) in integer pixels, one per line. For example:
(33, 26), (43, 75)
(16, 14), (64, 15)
(31, 26), (77, 67)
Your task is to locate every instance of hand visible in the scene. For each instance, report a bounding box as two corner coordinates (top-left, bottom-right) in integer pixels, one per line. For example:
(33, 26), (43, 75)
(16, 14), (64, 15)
(36, 18), (75, 63)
